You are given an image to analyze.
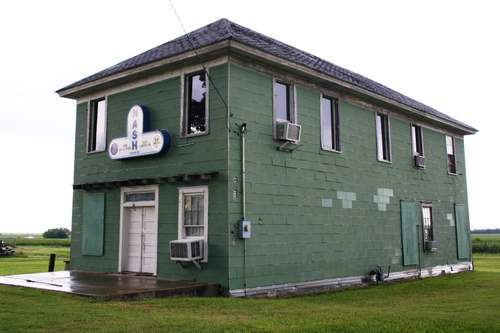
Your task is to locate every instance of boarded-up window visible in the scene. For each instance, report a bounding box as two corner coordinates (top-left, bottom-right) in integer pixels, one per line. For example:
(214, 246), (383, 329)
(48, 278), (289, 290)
(400, 201), (419, 266)
(82, 192), (105, 256)
(455, 204), (470, 260)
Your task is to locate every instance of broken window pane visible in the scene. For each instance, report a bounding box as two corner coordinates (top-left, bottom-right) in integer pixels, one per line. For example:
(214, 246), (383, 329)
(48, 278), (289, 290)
(185, 72), (207, 135)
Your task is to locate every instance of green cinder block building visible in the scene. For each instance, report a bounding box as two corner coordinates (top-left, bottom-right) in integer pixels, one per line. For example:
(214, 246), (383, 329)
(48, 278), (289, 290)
(57, 19), (477, 296)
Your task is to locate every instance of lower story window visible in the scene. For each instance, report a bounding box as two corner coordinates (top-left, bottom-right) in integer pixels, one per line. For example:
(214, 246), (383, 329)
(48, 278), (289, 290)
(178, 186), (208, 259)
(422, 204), (434, 242)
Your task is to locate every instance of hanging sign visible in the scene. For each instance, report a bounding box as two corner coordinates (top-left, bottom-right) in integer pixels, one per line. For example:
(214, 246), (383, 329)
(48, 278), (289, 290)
(108, 105), (170, 160)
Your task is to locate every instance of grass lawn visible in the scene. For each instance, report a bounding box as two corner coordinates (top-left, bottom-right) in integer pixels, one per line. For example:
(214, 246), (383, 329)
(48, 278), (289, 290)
(0, 254), (499, 332)
(0, 246), (69, 275)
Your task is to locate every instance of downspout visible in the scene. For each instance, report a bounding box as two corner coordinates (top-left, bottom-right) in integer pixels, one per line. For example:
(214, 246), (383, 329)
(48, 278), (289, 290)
(226, 62), (231, 291)
(417, 221), (423, 277)
(240, 123), (247, 295)
(241, 124), (247, 219)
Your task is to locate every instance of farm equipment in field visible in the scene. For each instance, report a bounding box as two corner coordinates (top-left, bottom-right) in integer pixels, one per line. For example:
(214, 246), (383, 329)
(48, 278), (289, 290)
(0, 240), (15, 256)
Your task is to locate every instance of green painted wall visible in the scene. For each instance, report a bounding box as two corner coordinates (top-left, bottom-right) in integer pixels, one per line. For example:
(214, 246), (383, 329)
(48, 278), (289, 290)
(71, 65), (230, 287)
(227, 63), (470, 290)
(71, 188), (120, 272)
(70, 60), (471, 292)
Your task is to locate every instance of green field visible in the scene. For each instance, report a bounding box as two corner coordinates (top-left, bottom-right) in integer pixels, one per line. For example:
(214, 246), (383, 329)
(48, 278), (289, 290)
(0, 234), (71, 247)
(472, 233), (500, 254)
(0, 250), (499, 332)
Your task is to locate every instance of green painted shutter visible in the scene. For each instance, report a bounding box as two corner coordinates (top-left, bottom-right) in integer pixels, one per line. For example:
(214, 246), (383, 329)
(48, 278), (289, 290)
(455, 204), (470, 260)
(82, 192), (105, 256)
(400, 201), (419, 266)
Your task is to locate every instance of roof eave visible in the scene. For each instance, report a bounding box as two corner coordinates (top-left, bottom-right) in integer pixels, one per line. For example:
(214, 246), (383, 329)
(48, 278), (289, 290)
(227, 41), (477, 135)
(56, 38), (477, 135)
(56, 40), (232, 99)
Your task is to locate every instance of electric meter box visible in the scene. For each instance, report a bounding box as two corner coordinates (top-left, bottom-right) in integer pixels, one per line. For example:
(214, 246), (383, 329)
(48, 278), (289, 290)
(239, 219), (252, 239)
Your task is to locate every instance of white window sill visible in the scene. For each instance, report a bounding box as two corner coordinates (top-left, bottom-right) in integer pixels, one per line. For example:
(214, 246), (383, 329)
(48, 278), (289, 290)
(179, 131), (209, 139)
(377, 158), (392, 164)
(86, 149), (106, 155)
(321, 147), (342, 154)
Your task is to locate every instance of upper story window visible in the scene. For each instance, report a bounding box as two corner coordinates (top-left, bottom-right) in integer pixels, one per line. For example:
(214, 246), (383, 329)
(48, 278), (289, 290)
(422, 204), (434, 242)
(183, 71), (207, 136)
(411, 125), (424, 156)
(320, 95), (341, 152)
(446, 135), (457, 174)
(274, 80), (295, 123)
(376, 113), (391, 162)
(87, 97), (107, 153)
(178, 186), (208, 262)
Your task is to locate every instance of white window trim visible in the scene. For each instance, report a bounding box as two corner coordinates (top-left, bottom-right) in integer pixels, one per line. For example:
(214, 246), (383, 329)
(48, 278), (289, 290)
(411, 123), (425, 157)
(86, 96), (107, 154)
(178, 186), (209, 262)
(180, 70), (210, 138)
(118, 185), (159, 276)
(375, 112), (392, 163)
(320, 94), (341, 153)
(272, 78), (298, 138)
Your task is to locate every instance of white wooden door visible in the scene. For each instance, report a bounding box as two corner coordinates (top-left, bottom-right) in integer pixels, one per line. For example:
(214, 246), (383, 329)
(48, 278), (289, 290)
(141, 207), (156, 274)
(125, 206), (156, 274)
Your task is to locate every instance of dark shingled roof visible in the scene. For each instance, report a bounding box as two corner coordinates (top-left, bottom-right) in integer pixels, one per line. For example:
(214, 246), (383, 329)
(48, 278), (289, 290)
(58, 18), (475, 132)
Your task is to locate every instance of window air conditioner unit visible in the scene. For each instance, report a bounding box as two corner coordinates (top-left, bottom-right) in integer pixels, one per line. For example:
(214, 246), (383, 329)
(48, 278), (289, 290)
(414, 155), (425, 168)
(276, 121), (301, 143)
(423, 240), (438, 252)
(170, 239), (203, 261)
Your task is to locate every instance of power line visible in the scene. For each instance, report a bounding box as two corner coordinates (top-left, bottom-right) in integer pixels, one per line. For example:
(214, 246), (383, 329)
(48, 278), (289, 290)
(168, 0), (229, 113)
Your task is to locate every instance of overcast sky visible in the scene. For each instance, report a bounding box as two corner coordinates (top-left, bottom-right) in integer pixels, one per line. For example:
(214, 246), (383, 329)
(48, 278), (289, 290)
(0, 0), (498, 233)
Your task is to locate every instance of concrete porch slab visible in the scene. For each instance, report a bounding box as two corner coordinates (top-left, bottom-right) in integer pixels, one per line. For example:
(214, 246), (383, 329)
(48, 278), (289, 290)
(0, 271), (220, 299)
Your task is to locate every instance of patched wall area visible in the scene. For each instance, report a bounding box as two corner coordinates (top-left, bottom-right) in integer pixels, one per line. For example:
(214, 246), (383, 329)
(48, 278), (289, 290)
(227, 63), (470, 291)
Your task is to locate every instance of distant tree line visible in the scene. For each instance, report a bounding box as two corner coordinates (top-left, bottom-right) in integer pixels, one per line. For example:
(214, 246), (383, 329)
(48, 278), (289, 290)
(471, 229), (500, 234)
(43, 228), (71, 239)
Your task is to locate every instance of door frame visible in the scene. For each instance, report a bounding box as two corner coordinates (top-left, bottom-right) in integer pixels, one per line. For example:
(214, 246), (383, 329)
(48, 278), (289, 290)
(118, 185), (159, 275)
